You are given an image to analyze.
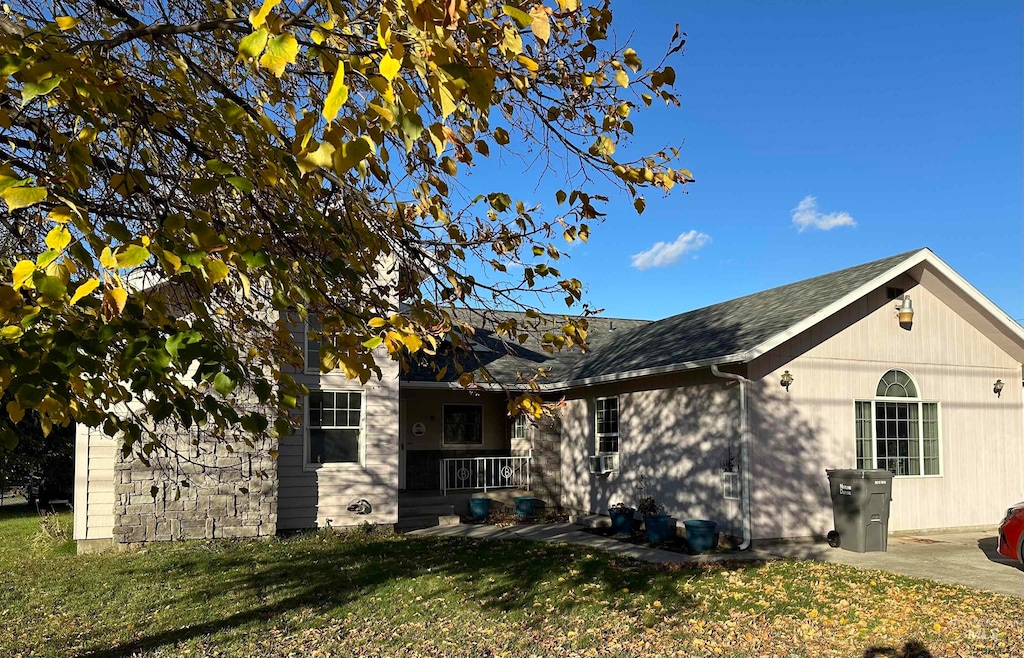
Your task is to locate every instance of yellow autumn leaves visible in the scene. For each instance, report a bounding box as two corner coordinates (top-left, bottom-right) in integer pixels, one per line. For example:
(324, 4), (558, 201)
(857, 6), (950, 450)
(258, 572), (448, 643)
(237, 0), (300, 77)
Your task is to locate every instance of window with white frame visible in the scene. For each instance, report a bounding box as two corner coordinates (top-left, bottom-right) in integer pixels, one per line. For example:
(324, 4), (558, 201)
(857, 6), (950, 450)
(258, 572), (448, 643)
(596, 396), (619, 454)
(855, 369), (939, 476)
(511, 413), (528, 440)
(307, 390), (363, 465)
(443, 404), (483, 445)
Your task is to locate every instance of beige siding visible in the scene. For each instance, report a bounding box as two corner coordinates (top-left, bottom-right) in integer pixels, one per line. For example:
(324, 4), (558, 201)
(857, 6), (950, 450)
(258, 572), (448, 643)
(559, 370), (743, 535)
(748, 276), (1024, 538)
(73, 425), (116, 540)
(277, 316), (399, 529)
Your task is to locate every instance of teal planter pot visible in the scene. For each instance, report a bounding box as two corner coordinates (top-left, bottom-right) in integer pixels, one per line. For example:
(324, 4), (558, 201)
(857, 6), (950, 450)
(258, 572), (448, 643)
(514, 496), (537, 519)
(684, 519), (718, 553)
(469, 497), (491, 521)
(643, 514), (673, 543)
(608, 508), (635, 536)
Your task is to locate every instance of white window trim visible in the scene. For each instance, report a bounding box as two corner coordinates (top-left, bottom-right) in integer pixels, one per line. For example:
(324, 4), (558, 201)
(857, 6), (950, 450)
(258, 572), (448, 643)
(853, 397), (943, 479)
(874, 367), (919, 398)
(511, 413), (528, 441)
(304, 318), (324, 375)
(442, 403), (485, 446)
(303, 388), (366, 471)
(595, 395), (619, 455)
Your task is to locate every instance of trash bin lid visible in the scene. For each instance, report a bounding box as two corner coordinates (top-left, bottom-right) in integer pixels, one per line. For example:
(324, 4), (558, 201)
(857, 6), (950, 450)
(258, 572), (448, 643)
(826, 469), (893, 480)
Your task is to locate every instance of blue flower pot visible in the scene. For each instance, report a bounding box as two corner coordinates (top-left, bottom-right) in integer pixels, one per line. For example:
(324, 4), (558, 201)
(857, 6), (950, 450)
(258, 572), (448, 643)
(469, 497), (491, 521)
(644, 514), (673, 544)
(684, 519), (718, 553)
(608, 508), (636, 536)
(514, 496), (537, 519)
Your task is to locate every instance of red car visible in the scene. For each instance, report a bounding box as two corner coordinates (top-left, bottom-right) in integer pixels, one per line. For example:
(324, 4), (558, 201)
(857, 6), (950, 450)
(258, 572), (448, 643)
(998, 501), (1024, 563)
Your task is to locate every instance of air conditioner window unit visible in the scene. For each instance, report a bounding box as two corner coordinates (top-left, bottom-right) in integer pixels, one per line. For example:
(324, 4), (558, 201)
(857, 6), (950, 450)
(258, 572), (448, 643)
(588, 454), (617, 474)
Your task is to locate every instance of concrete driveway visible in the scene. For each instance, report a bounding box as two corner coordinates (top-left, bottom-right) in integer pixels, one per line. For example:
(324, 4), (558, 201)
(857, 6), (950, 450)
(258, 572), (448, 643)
(765, 530), (1024, 598)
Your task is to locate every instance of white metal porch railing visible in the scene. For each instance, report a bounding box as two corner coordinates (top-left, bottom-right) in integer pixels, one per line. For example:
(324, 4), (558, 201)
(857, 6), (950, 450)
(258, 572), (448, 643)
(440, 456), (531, 495)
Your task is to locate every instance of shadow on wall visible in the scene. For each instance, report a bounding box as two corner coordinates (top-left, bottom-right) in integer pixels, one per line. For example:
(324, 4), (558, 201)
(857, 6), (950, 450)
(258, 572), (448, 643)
(746, 382), (831, 540)
(277, 388), (400, 531)
(559, 321), (829, 541)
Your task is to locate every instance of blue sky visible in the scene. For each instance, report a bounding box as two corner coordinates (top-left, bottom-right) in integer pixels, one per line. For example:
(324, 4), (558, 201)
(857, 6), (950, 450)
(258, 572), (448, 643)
(464, 1), (1023, 322)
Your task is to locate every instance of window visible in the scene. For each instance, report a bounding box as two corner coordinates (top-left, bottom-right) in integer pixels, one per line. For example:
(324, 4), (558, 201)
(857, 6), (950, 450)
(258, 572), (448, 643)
(305, 317), (322, 373)
(596, 396), (619, 454)
(511, 413), (528, 440)
(875, 369), (917, 397)
(855, 370), (939, 476)
(307, 390), (362, 465)
(443, 404), (483, 445)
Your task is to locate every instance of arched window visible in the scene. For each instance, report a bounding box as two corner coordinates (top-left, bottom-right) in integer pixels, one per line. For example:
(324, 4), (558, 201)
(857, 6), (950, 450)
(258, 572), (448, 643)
(875, 369), (918, 398)
(855, 369), (940, 477)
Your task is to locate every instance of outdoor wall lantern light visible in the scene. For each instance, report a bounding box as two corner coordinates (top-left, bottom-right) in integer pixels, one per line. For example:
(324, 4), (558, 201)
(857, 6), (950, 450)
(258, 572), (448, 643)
(993, 379), (1004, 398)
(897, 296), (914, 326)
(780, 370), (794, 392)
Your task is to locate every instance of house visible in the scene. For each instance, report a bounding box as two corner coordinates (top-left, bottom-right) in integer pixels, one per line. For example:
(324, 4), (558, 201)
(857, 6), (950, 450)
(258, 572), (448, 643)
(73, 248), (1024, 551)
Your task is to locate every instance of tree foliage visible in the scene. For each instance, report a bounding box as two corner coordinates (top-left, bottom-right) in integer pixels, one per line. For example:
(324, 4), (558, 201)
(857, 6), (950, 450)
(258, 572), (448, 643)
(0, 0), (688, 455)
(0, 392), (74, 497)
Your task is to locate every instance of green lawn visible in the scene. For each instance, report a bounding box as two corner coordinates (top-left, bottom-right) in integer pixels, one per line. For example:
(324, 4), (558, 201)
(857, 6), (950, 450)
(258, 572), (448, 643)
(0, 504), (1018, 657)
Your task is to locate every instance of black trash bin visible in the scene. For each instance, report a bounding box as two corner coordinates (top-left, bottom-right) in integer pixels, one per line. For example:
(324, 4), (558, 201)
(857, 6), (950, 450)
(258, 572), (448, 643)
(825, 469), (893, 552)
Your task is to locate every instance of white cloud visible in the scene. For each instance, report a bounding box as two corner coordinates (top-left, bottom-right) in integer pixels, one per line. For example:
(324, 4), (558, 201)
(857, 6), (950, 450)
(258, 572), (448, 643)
(630, 230), (711, 270)
(791, 195), (856, 232)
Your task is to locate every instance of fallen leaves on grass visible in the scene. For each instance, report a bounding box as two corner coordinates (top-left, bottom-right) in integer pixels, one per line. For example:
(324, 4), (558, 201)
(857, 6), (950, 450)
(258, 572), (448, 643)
(0, 512), (1019, 658)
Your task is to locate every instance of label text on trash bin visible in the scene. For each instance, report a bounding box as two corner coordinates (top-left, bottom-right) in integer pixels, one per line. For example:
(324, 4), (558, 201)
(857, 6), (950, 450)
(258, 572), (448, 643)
(839, 484), (852, 495)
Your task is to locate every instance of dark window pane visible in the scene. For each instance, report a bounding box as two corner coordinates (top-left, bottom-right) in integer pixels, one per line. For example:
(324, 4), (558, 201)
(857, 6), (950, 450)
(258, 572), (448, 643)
(309, 391), (324, 426)
(444, 405), (483, 444)
(310, 428), (359, 463)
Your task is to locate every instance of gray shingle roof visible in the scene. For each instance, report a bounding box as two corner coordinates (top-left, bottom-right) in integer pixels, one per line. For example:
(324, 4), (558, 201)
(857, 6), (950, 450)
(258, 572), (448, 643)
(403, 248), (925, 387)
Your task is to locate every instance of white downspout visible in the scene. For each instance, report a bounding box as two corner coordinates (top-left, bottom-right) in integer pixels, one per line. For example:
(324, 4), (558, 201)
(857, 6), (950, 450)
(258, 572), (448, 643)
(710, 364), (753, 550)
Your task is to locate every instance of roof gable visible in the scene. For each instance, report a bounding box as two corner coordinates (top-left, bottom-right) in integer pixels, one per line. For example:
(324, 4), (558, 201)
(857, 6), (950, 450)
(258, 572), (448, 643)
(558, 249), (923, 385)
(402, 248), (1024, 389)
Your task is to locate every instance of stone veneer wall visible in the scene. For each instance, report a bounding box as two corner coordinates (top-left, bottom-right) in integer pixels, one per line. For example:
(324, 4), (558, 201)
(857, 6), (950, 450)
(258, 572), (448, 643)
(113, 429), (277, 546)
(529, 415), (563, 507)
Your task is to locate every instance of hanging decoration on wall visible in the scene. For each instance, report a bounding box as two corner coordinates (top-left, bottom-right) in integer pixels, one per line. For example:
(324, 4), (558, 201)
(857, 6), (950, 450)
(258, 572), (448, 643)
(347, 499), (372, 515)
(411, 422), (426, 437)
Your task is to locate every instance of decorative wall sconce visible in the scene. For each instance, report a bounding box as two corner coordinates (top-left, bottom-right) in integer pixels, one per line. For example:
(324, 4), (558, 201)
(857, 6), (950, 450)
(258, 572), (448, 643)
(897, 296), (914, 326)
(993, 379), (1004, 398)
(780, 370), (794, 392)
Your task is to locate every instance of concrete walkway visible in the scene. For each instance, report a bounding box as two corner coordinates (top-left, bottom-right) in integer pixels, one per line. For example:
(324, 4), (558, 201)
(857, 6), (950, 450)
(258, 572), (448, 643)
(409, 522), (765, 564)
(409, 523), (1024, 598)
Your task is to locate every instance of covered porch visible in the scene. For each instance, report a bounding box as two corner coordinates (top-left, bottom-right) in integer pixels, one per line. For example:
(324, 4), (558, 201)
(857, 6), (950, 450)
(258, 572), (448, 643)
(399, 387), (533, 494)
(396, 385), (563, 527)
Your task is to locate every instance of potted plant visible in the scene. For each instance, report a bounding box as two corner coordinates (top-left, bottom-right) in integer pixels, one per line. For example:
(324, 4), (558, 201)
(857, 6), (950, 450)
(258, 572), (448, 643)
(607, 502), (635, 536)
(636, 476), (673, 544)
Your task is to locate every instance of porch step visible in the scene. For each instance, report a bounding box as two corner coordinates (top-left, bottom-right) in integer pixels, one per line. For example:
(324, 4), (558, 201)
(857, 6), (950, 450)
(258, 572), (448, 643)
(398, 493), (471, 508)
(396, 514), (461, 532)
(399, 503), (456, 518)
